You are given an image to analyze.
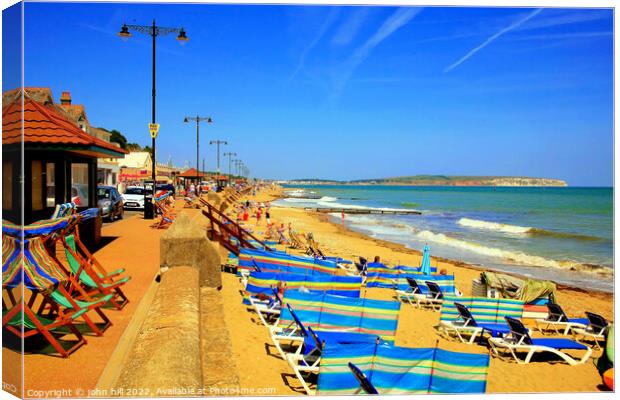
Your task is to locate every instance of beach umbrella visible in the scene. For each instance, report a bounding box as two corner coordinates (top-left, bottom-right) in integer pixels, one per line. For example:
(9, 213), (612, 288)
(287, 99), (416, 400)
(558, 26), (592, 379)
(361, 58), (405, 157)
(420, 245), (431, 275)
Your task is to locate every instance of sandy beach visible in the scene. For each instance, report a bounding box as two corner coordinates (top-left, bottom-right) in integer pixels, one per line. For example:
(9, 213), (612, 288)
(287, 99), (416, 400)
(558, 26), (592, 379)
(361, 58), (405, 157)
(221, 185), (613, 394)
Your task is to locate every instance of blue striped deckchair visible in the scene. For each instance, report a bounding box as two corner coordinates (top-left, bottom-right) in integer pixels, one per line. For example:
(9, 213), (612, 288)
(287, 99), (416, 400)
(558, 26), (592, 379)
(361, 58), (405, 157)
(278, 290), (400, 341)
(317, 342), (490, 395)
(244, 271), (362, 304)
(238, 248), (337, 275)
(438, 296), (524, 343)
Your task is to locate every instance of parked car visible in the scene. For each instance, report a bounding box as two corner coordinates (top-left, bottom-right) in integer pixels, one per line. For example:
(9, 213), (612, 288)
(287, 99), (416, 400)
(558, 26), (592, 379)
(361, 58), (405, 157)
(97, 186), (124, 221)
(71, 183), (90, 206)
(122, 186), (148, 210)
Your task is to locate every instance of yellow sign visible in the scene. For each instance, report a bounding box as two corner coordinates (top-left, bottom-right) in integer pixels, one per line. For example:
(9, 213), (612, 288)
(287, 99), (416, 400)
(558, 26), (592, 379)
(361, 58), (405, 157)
(149, 123), (160, 138)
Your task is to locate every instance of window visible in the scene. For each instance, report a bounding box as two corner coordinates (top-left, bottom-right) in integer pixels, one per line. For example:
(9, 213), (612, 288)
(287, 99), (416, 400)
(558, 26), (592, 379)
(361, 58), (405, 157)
(46, 163), (55, 207)
(2, 160), (12, 210)
(97, 187), (111, 199)
(71, 163), (90, 206)
(31, 160), (43, 211)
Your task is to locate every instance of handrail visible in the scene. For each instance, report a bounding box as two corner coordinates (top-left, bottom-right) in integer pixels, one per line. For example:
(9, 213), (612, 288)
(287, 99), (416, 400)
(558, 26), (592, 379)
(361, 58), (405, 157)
(201, 201), (273, 255)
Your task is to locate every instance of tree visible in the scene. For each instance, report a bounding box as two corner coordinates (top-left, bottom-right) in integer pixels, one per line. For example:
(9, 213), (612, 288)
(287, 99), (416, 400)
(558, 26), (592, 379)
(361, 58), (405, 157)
(143, 146), (152, 154)
(126, 143), (143, 151)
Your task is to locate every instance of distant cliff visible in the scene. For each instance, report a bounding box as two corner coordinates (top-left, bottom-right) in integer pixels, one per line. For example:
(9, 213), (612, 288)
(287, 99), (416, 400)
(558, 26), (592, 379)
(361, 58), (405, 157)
(288, 175), (568, 187)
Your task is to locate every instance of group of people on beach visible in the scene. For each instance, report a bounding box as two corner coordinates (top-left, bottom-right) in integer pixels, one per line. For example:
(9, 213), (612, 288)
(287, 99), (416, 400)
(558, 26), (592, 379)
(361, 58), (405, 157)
(234, 199), (271, 226)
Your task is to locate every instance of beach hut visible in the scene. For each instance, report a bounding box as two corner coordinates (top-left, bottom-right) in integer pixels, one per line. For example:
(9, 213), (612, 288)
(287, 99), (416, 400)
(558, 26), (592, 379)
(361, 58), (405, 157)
(2, 88), (128, 225)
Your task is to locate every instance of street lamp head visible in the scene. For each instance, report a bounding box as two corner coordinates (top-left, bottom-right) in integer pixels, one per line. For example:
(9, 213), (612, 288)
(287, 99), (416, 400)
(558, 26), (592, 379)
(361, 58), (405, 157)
(176, 28), (189, 44)
(118, 24), (132, 41)
(207, 117), (213, 124)
(183, 117), (189, 123)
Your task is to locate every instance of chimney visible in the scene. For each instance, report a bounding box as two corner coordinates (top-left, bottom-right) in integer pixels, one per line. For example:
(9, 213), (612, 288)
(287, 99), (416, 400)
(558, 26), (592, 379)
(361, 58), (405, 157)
(60, 91), (71, 106)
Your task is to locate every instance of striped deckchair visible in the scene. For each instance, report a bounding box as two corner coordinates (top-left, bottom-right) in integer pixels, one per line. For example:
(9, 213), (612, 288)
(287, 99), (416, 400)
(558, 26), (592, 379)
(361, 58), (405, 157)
(3, 235), (96, 356)
(278, 290), (400, 341)
(317, 342), (490, 395)
(438, 296), (524, 342)
(238, 248), (337, 275)
(244, 271), (362, 303)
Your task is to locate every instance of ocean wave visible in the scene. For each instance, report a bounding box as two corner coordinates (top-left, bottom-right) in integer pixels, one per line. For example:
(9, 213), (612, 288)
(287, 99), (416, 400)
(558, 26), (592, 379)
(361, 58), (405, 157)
(319, 196), (338, 202)
(415, 229), (610, 274)
(458, 218), (531, 234)
(458, 217), (605, 241)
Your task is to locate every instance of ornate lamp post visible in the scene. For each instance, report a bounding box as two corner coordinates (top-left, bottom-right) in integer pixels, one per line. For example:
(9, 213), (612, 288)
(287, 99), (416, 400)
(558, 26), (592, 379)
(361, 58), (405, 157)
(119, 20), (188, 219)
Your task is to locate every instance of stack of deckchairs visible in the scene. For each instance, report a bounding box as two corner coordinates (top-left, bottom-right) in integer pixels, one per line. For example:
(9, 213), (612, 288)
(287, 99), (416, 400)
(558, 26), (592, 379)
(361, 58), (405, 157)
(317, 342), (490, 395)
(153, 191), (176, 229)
(2, 212), (131, 357)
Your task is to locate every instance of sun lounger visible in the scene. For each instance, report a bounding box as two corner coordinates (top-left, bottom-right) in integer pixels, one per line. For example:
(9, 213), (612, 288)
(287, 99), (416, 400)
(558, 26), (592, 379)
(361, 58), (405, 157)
(571, 312), (610, 349)
(534, 303), (589, 335)
(398, 278), (444, 311)
(439, 302), (511, 344)
(488, 317), (592, 365)
(249, 287), (283, 327)
(317, 342), (490, 395)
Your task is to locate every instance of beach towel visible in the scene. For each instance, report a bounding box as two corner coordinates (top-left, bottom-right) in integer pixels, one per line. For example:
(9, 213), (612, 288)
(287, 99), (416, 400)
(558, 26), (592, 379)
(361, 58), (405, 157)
(238, 248), (337, 275)
(244, 271), (362, 303)
(317, 342), (490, 395)
(279, 290), (400, 341)
(440, 296), (524, 325)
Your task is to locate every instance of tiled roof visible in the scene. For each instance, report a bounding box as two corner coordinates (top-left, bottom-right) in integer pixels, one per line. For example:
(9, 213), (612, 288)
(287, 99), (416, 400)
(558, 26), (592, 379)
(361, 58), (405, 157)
(178, 168), (208, 178)
(2, 96), (127, 156)
(60, 104), (89, 124)
(2, 87), (54, 108)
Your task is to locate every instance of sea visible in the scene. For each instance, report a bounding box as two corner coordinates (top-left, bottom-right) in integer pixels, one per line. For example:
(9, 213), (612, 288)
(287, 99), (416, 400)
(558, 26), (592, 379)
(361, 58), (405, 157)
(272, 185), (614, 293)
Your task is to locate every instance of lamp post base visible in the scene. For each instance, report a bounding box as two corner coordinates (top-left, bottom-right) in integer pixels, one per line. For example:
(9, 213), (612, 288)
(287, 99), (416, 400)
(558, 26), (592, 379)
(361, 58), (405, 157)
(144, 199), (154, 220)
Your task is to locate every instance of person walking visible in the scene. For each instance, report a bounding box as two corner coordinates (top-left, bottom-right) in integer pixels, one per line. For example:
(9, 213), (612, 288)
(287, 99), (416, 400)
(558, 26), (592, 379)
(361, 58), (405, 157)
(265, 209), (271, 225)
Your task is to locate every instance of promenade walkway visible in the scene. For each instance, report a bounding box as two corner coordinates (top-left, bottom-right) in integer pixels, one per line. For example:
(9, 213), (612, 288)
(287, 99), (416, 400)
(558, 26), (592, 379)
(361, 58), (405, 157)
(3, 211), (166, 398)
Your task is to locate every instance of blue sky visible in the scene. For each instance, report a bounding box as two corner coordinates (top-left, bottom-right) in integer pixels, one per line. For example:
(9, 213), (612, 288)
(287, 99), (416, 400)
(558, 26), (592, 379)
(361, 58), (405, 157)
(5, 3), (614, 185)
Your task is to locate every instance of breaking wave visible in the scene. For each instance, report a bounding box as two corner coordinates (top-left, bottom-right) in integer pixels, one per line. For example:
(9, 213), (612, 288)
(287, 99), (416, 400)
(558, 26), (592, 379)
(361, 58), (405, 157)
(415, 229), (610, 274)
(458, 217), (604, 241)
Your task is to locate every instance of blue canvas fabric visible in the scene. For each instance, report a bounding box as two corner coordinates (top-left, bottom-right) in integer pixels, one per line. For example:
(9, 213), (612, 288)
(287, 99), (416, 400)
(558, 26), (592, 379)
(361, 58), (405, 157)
(317, 342), (490, 395)
(279, 290), (400, 341)
(244, 271), (362, 304)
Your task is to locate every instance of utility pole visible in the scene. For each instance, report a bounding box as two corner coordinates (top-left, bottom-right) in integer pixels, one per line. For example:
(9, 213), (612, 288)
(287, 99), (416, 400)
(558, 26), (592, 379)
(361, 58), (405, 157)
(183, 115), (212, 184)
